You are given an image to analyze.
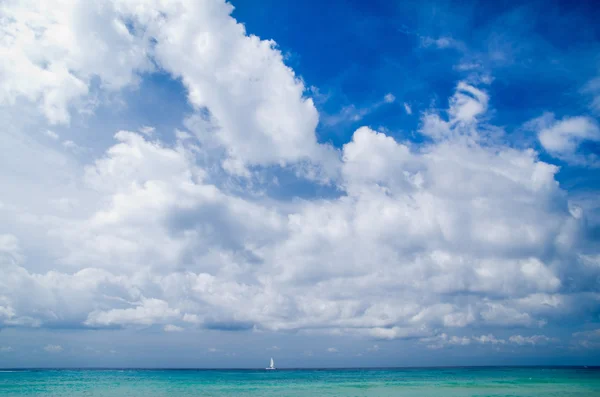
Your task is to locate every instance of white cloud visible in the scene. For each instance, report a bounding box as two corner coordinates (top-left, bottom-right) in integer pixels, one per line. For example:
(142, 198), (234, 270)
(323, 93), (397, 127)
(139, 126), (155, 136)
(420, 81), (489, 141)
(509, 334), (556, 346)
(44, 130), (59, 140)
(0, 0), (597, 349)
(44, 344), (63, 353)
(448, 82), (489, 124)
(0, 80), (592, 339)
(164, 324), (184, 332)
(1, 87), (593, 338)
(403, 102), (412, 115)
(85, 299), (181, 327)
(384, 93), (395, 103)
(138, 0), (336, 178)
(0, 0), (337, 179)
(0, 346), (13, 353)
(582, 77), (600, 114)
(62, 139), (85, 154)
(0, 0), (153, 124)
(531, 113), (600, 166)
(421, 333), (557, 349)
(454, 62), (482, 71)
(420, 333), (472, 349)
(326, 347), (338, 353)
(421, 36), (465, 51)
(473, 334), (506, 345)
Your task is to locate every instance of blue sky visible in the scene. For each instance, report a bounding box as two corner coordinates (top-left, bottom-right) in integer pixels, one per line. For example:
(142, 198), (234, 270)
(0, 0), (600, 368)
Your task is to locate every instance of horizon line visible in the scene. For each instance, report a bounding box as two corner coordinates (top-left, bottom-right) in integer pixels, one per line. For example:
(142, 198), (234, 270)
(2, 365), (598, 370)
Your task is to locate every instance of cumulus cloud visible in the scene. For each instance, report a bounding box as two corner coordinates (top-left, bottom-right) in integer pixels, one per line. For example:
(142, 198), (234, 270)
(85, 299), (181, 327)
(44, 344), (63, 353)
(0, 0), (153, 123)
(0, 0), (598, 351)
(530, 113), (600, 166)
(420, 82), (489, 141)
(1, 82), (597, 338)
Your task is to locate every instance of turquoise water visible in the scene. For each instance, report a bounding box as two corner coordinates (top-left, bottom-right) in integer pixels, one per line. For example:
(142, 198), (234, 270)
(1, 367), (599, 396)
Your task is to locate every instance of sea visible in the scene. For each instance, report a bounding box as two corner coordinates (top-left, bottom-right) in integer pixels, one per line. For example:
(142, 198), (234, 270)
(1, 367), (599, 396)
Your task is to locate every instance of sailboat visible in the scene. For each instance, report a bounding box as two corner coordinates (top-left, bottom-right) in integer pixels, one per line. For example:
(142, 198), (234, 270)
(266, 357), (276, 370)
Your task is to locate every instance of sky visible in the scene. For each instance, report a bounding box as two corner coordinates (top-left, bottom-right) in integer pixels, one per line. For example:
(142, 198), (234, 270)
(1, 0), (600, 368)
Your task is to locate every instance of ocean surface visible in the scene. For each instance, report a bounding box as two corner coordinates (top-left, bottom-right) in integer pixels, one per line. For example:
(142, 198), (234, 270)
(1, 367), (599, 396)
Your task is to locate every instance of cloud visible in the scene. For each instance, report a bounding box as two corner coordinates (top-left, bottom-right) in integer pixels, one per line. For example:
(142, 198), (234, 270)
(85, 299), (181, 328)
(420, 333), (472, 349)
(472, 334), (506, 345)
(420, 81), (489, 140)
(44, 344), (63, 353)
(323, 93), (397, 127)
(1, 81), (595, 340)
(163, 324), (184, 332)
(508, 335), (557, 346)
(139, 0), (337, 178)
(454, 62), (482, 71)
(62, 140), (86, 154)
(420, 36), (465, 51)
(0, 0), (153, 123)
(572, 329), (600, 349)
(139, 126), (155, 136)
(403, 102), (412, 115)
(0, 0), (338, 179)
(43, 130), (59, 140)
(0, 0), (598, 353)
(530, 113), (600, 166)
(0, 346), (13, 353)
(582, 77), (600, 115)
(326, 347), (338, 353)
(421, 333), (557, 349)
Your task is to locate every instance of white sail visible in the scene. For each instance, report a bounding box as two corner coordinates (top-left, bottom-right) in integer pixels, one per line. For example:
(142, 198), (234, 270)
(266, 357), (275, 370)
